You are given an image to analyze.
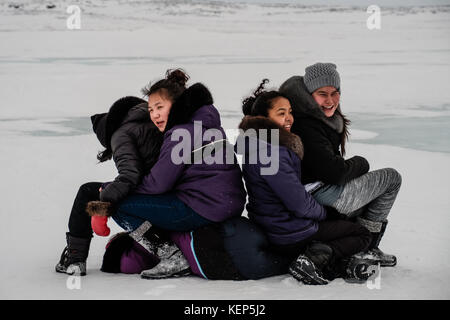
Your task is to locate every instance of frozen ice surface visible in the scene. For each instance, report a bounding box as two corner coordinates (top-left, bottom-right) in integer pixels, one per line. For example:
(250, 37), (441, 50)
(350, 113), (450, 153)
(0, 0), (449, 299)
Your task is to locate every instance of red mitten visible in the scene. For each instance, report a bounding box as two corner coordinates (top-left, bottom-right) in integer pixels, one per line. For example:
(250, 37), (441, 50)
(91, 215), (110, 237)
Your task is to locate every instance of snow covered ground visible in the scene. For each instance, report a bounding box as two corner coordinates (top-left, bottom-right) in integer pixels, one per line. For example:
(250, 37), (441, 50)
(0, 0), (449, 300)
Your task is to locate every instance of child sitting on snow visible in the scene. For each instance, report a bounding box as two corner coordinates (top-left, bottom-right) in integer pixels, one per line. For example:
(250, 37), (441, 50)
(55, 95), (165, 276)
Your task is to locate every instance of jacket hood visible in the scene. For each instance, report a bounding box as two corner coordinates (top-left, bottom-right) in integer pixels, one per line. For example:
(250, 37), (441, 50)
(237, 115), (304, 160)
(165, 82), (214, 132)
(90, 96), (149, 149)
(121, 103), (151, 125)
(101, 232), (159, 274)
(279, 75), (344, 134)
(190, 104), (221, 129)
(91, 112), (108, 148)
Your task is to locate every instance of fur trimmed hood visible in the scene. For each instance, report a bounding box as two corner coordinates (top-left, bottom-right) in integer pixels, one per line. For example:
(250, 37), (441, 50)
(279, 75), (345, 134)
(90, 96), (150, 149)
(101, 232), (159, 274)
(238, 115), (304, 160)
(165, 82), (214, 132)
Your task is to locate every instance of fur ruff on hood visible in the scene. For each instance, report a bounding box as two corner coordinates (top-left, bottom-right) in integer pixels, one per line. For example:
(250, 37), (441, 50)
(238, 115), (304, 160)
(90, 96), (149, 153)
(164, 82), (214, 132)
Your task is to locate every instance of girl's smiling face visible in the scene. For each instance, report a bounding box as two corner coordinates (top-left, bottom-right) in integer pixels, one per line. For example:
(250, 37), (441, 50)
(311, 86), (340, 118)
(267, 97), (294, 132)
(148, 90), (172, 132)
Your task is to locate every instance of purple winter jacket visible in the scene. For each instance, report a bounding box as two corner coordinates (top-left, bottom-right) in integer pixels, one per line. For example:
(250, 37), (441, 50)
(237, 116), (327, 245)
(135, 104), (246, 222)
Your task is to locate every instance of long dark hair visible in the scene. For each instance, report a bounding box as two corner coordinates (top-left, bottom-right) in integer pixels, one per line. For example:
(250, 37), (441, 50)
(242, 79), (289, 117)
(336, 107), (351, 156)
(141, 68), (189, 102)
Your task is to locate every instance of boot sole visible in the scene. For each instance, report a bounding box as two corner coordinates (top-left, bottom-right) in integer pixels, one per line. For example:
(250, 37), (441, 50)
(365, 257), (397, 267)
(380, 260), (396, 267)
(55, 263), (86, 276)
(356, 258), (396, 268)
(55, 267), (86, 276)
(141, 268), (191, 280)
(353, 252), (397, 268)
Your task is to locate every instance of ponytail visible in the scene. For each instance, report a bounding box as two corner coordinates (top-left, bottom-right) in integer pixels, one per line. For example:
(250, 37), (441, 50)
(141, 68), (189, 102)
(242, 79), (289, 117)
(166, 68), (189, 88)
(97, 148), (112, 163)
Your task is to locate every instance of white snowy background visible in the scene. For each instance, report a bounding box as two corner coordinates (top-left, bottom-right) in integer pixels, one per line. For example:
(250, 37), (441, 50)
(0, 0), (449, 299)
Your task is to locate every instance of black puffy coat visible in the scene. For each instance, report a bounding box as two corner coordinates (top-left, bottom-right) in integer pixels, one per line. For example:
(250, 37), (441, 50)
(91, 98), (163, 203)
(279, 76), (369, 185)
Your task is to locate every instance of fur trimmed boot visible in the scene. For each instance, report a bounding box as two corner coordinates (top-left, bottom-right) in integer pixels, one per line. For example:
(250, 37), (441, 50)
(128, 221), (191, 279)
(55, 233), (91, 276)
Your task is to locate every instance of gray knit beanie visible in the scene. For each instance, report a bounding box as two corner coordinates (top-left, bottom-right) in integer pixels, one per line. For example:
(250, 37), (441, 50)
(304, 62), (340, 94)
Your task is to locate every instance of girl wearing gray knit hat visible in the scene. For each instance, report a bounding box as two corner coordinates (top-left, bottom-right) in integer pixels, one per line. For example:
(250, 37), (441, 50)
(304, 63), (341, 118)
(279, 62), (402, 268)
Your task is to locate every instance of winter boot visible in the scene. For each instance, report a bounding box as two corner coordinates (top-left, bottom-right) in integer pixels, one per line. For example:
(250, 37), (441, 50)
(140, 249), (191, 279)
(355, 221), (397, 267)
(288, 242), (333, 285)
(339, 255), (379, 283)
(128, 221), (191, 279)
(55, 233), (91, 276)
(368, 221), (396, 266)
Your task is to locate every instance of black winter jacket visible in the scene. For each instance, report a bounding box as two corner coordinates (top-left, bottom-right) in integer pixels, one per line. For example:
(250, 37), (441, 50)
(91, 100), (163, 203)
(279, 76), (369, 185)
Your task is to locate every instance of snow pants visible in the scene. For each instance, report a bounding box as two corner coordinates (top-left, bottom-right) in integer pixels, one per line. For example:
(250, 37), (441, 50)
(271, 219), (372, 261)
(67, 182), (102, 239)
(313, 168), (402, 233)
(173, 216), (292, 280)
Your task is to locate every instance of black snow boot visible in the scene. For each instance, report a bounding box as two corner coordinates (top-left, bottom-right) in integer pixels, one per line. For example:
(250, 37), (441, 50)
(55, 233), (91, 276)
(288, 242), (333, 285)
(368, 220), (397, 266)
(128, 221), (191, 279)
(356, 221), (397, 267)
(339, 255), (379, 283)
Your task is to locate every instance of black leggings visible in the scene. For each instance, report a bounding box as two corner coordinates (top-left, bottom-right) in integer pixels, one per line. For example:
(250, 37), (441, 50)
(68, 182), (103, 238)
(272, 220), (372, 261)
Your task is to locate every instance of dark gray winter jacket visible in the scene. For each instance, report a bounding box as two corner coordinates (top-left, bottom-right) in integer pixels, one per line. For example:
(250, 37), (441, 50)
(279, 76), (369, 185)
(93, 103), (163, 203)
